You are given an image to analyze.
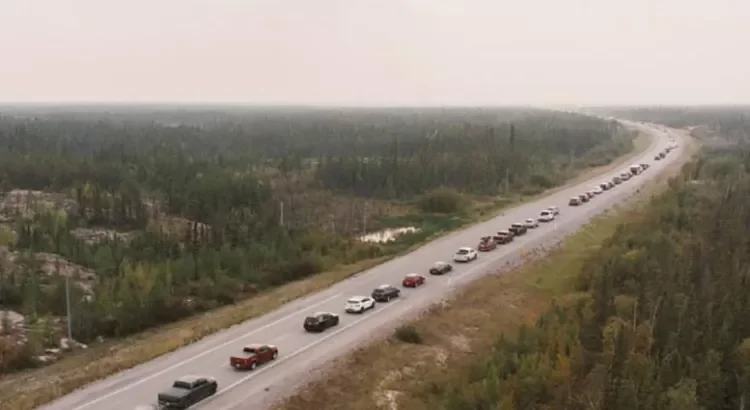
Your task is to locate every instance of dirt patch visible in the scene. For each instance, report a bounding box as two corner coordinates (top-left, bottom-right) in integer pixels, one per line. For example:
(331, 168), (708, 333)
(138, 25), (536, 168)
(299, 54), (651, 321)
(0, 190), (77, 221)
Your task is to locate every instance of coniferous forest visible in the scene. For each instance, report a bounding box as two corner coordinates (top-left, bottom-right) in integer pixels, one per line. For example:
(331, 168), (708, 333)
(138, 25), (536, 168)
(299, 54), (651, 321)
(0, 106), (632, 373)
(430, 109), (750, 410)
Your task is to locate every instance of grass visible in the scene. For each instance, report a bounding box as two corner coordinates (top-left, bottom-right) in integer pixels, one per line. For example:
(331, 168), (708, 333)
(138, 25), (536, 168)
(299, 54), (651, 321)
(0, 130), (653, 410)
(274, 132), (697, 410)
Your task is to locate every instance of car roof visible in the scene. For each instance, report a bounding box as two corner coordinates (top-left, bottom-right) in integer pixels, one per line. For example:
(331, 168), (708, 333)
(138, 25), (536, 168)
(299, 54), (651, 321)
(406, 273), (419, 277)
(512, 222), (522, 225)
(176, 375), (204, 384)
(435, 261), (446, 266)
(348, 295), (368, 301)
(525, 218), (533, 221)
(458, 247), (472, 251)
(243, 344), (264, 350)
(311, 312), (331, 317)
(377, 284), (391, 289)
(541, 210), (551, 213)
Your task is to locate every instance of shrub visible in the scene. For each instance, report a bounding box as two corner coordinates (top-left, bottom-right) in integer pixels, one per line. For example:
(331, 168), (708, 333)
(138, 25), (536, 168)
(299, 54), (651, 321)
(419, 187), (467, 214)
(394, 325), (423, 344)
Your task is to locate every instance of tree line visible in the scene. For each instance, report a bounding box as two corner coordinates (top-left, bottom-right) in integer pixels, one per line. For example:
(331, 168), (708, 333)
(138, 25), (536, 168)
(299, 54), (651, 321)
(0, 107), (631, 373)
(433, 145), (750, 406)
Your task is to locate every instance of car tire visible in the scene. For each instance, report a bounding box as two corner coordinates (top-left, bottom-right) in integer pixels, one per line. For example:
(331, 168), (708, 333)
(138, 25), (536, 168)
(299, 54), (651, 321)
(272, 352), (278, 360)
(250, 361), (257, 371)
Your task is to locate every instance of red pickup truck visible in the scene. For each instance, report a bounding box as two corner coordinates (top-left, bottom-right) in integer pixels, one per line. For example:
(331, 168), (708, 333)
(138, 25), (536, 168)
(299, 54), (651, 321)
(229, 344), (278, 371)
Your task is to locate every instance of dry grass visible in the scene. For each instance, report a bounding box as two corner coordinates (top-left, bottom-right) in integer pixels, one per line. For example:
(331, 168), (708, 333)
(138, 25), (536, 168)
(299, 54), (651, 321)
(0, 131), (653, 410)
(274, 131), (697, 410)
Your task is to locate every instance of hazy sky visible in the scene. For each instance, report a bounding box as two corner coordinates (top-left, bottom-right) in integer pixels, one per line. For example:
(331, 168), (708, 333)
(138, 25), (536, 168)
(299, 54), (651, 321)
(1, 0), (747, 105)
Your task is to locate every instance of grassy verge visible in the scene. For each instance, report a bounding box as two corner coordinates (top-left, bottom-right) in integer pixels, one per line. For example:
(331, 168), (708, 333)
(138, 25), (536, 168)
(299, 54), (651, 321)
(0, 130), (652, 410)
(274, 132), (697, 410)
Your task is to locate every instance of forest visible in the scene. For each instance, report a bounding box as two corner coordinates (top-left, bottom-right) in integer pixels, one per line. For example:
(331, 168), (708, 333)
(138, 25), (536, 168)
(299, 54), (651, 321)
(427, 113), (750, 409)
(0, 106), (632, 373)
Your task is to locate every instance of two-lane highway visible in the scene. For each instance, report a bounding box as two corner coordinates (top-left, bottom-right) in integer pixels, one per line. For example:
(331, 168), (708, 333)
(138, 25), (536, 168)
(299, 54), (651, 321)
(38, 119), (685, 410)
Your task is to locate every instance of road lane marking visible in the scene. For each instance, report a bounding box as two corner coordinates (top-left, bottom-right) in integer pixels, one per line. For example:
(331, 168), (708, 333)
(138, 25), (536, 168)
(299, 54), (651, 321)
(209, 300), (404, 410)
(71, 292), (343, 410)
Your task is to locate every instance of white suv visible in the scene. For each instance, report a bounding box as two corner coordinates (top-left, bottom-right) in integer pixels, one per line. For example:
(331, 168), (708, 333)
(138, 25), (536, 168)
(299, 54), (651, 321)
(345, 296), (375, 314)
(453, 247), (478, 263)
(538, 210), (554, 222)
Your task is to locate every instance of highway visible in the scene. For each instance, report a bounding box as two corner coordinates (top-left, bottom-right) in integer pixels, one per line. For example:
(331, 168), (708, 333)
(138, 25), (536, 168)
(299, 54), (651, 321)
(38, 119), (685, 410)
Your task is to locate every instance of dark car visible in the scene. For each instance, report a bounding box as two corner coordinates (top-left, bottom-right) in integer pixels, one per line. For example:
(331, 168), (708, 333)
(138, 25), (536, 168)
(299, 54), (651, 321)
(578, 194), (589, 203)
(157, 375), (218, 409)
(477, 235), (497, 251)
(303, 312), (340, 332)
(371, 284), (401, 302)
(429, 261), (453, 275)
(509, 223), (527, 236)
(599, 183), (610, 191)
(493, 230), (514, 244)
(613, 176), (622, 184)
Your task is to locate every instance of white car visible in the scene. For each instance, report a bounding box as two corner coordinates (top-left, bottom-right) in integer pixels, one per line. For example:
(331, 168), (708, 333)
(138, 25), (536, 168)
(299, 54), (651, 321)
(547, 206), (559, 216)
(592, 186), (603, 194)
(524, 218), (539, 228)
(344, 296), (376, 314)
(453, 247), (478, 263)
(538, 210), (555, 222)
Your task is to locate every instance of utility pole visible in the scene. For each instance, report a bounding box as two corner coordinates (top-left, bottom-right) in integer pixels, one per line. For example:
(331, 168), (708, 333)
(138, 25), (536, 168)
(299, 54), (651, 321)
(65, 277), (73, 341)
(362, 202), (368, 233)
(279, 201), (284, 227)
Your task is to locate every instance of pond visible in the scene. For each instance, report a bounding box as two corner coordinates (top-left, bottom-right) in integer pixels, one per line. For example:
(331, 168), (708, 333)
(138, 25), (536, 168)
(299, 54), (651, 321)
(358, 226), (420, 243)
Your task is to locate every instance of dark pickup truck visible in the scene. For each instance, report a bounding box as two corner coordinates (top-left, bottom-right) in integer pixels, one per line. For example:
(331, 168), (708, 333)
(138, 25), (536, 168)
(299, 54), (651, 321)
(509, 223), (527, 236)
(157, 375), (217, 409)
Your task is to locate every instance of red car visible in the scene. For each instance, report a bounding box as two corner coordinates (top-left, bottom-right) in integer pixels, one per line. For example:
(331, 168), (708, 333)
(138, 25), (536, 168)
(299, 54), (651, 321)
(478, 236), (497, 251)
(402, 273), (426, 288)
(229, 344), (278, 370)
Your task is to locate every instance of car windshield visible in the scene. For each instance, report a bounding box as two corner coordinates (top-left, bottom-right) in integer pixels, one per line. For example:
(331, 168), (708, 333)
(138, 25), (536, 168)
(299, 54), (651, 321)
(457, 249), (469, 254)
(243, 347), (257, 353)
(541, 211), (550, 215)
(347, 299), (362, 304)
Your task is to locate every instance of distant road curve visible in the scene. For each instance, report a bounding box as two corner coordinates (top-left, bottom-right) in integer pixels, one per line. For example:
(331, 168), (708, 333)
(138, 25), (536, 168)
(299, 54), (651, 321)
(38, 118), (684, 410)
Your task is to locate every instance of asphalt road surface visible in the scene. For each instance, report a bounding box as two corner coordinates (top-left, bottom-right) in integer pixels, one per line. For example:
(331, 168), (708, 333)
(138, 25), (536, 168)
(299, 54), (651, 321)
(38, 119), (685, 410)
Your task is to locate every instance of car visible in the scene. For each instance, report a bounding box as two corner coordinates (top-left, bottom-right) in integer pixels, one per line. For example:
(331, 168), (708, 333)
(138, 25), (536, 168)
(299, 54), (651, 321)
(429, 261), (453, 275)
(592, 186), (603, 194)
(478, 235), (497, 251)
(402, 273), (426, 287)
(654, 155), (661, 160)
(229, 344), (278, 371)
(569, 196), (581, 206)
(613, 176), (622, 184)
(547, 206), (560, 215)
(493, 230), (514, 244)
(157, 375), (218, 410)
(607, 181), (615, 189)
(509, 223), (527, 236)
(453, 247), (478, 263)
(599, 182), (610, 191)
(578, 194), (589, 203)
(345, 296), (376, 313)
(620, 172), (631, 181)
(586, 191), (595, 199)
(538, 210), (555, 222)
(524, 218), (539, 229)
(640, 163), (650, 170)
(659, 152), (666, 158)
(303, 312), (340, 332)
(372, 284), (401, 302)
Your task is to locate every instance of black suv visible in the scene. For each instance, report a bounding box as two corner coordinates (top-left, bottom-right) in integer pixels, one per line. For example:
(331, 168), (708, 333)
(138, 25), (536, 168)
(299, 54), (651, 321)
(303, 312), (340, 332)
(371, 284), (401, 302)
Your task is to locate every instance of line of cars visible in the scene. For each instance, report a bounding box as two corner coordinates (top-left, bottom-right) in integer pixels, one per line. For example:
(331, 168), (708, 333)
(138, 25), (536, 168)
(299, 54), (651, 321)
(569, 163), (650, 206)
(152, 156), (666, 409)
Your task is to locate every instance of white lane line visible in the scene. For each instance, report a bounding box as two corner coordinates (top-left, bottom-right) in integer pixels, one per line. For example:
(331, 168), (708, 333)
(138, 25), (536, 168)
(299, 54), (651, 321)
(72, 292), (343, 410)
(210, 300), (403, 410)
